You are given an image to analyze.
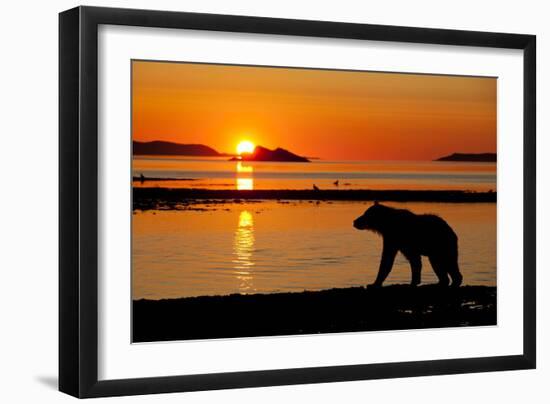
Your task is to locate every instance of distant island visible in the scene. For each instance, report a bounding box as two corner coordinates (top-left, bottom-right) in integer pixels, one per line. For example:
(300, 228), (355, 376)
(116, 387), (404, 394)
(133, 141), (225, 156)
(436, 153), (497, 162)
(230, 145), (310, 162)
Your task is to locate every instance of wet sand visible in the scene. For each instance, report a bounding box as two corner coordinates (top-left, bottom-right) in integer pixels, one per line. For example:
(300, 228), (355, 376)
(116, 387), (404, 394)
(133, 284), (496, 342)
(133, 188), (496, 210)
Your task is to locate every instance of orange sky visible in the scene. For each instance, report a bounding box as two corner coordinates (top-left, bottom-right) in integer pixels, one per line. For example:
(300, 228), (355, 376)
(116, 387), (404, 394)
(132, 60), (496, 161)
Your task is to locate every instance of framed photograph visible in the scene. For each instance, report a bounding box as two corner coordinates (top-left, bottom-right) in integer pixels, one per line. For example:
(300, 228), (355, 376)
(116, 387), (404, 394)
(59, 6), (536, 398)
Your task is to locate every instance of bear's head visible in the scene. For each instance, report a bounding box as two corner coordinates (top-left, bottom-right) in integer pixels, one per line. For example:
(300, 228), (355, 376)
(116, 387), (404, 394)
(353, 201), (390, 232)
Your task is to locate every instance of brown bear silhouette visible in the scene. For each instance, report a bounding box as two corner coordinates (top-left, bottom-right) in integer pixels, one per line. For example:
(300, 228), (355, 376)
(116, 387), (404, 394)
(353, 202), (463, 288)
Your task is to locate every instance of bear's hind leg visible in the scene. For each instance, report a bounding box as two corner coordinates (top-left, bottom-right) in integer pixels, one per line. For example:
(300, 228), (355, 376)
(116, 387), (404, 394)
(407, 254), (422, 287)
(428, 256), (449, 287)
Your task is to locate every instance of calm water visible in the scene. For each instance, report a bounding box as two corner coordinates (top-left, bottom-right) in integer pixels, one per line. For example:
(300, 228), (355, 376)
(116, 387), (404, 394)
(133, 156), (496, 191)
(132, 201), (496, 300)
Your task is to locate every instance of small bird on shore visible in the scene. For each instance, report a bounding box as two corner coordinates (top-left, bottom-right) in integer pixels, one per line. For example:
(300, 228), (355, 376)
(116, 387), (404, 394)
(140, 173), (145, 183)
(333, 180), (339, 186)
(313, 184), (320, 191)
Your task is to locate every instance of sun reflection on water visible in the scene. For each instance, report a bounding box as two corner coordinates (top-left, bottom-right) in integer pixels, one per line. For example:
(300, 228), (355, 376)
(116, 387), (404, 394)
(236, 178), (253, 190)
(232, 210), (256, 293)
(236, 162), (253, 173)
(236, 162), (254, 190)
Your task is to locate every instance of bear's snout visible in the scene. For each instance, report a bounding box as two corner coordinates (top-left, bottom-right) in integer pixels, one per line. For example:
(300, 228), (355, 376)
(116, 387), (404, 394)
(353, 217), (366, 230)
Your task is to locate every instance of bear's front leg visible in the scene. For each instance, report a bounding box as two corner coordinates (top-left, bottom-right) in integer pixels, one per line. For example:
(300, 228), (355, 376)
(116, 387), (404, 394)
(370, 241), (397, 287)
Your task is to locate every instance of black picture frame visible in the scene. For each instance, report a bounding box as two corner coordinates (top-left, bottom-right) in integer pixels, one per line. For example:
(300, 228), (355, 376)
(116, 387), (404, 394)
(59, 6), (536, 398)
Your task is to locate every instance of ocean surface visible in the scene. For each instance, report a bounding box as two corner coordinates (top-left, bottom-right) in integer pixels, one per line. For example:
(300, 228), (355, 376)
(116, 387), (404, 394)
(132, 201), (496, 300)
(132, 156), (496, 191)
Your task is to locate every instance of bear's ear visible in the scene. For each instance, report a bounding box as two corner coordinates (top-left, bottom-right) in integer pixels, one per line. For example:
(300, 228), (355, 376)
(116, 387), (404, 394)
(374, 200), (379, 205)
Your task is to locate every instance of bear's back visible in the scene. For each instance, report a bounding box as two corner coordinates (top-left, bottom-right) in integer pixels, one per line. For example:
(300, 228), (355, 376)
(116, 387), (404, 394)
(405, 213), (457, 253)
(379, 208), (456, 252)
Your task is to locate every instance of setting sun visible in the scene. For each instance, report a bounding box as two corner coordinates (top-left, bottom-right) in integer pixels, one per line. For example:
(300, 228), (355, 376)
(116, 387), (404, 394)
(237, 140), (255, 155)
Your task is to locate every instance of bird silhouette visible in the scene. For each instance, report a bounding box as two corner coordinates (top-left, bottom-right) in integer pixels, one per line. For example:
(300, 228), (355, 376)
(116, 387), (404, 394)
(140, 173), (145, 183)
(313, 184), (320, 191)
(333, 180), (339, 186)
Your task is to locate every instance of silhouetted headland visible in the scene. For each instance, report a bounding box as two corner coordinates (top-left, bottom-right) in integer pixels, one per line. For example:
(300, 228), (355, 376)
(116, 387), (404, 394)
(133, 284), (496, 342)
(435, 153), (497, 162)
(133, 188), (496, 210)
(133, 140), (227, 156)
(229, 145), (310, 162)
